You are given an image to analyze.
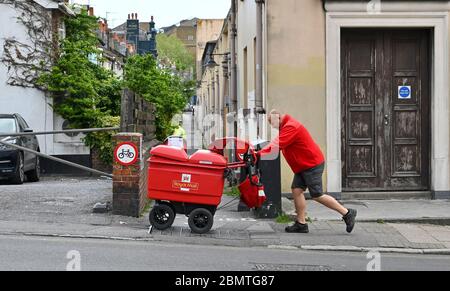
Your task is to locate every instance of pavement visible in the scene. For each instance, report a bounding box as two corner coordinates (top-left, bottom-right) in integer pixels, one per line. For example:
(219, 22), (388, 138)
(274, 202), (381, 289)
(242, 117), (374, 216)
(283, 198), (450, 224)
(1, 176), (450, 255)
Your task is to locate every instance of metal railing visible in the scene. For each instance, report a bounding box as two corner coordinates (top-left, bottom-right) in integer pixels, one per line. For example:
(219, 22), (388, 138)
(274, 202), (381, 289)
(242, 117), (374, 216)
(0, 127), (119, 139)
(0, 127), (120, 178)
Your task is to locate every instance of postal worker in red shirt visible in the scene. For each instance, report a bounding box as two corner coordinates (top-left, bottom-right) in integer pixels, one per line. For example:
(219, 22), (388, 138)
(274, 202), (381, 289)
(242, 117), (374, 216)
(259, 109), (357, 234)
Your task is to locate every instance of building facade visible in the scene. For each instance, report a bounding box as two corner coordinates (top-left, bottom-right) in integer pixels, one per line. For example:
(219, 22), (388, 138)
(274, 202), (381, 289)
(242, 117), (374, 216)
(198, 0), (450, 200)
(0, 0), (93, 173)
(162, 18), (198, 58)
(198, 21), (230, 145)
(196, 19), (226, 81)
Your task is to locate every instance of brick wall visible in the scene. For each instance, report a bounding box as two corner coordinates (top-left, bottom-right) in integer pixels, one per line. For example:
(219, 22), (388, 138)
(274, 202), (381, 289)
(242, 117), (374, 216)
(112, 133), (143, 217)
(112, 133), (159, 217)
(113, 89), (159, 217)
(138, 142), (154, 214)
(91, 148), (113, 174)
(121, 89), (157, 142)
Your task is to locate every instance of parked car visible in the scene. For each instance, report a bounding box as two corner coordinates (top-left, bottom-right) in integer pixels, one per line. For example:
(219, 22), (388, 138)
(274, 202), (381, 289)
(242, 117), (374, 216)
(0, 114), (40, 184)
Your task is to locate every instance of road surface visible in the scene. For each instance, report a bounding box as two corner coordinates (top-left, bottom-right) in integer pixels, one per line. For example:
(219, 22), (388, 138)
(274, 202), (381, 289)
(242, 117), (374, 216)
(0, 234), (449, 271)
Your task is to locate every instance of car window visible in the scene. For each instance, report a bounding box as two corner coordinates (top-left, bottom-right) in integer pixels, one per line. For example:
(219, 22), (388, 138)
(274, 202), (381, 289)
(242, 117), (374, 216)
(0, 118), (17, 134)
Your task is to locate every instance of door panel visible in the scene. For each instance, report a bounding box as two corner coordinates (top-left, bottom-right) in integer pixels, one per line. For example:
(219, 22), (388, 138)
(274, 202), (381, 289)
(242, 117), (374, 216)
(342, 33), (379, 189)
(342, 29), (430, 192)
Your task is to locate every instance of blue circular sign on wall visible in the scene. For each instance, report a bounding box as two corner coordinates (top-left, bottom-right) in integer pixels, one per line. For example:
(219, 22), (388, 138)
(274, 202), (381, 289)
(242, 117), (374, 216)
(399, 86), (411, 99)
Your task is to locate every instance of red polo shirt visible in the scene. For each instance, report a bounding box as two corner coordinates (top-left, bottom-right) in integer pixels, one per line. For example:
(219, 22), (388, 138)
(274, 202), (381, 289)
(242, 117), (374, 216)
(259, 114), (325, 173)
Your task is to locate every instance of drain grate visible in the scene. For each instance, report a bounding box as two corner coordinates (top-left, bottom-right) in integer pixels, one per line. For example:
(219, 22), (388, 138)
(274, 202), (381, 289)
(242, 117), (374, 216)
(251, 263), (331, 271)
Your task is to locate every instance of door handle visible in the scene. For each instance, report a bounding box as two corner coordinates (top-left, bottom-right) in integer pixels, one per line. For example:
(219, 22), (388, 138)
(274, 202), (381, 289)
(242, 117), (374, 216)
(384, 114), (389, 126)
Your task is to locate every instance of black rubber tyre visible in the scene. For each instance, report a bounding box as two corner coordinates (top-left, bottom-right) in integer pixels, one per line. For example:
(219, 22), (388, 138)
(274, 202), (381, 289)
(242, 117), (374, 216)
(26, 156), (40, 182)
(11, 153), (24, 185)
(188, 208), (214, 234)
(149, 204), (175, 230)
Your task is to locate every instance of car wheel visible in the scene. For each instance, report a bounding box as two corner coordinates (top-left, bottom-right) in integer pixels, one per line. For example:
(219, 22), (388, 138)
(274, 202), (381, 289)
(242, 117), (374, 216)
(26, 156), (40, 182)
(11, 153), (24, 185)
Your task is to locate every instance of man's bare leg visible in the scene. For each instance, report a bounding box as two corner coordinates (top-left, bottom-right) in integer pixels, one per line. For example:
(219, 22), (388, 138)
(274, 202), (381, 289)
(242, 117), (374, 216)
(313, 194), (348, 216)
(292, 188), (307, 224)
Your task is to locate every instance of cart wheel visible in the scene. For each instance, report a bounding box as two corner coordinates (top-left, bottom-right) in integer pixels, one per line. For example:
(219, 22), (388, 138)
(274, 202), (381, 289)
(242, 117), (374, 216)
(149, 204), (175, 230)
(188, 208), (214, 234)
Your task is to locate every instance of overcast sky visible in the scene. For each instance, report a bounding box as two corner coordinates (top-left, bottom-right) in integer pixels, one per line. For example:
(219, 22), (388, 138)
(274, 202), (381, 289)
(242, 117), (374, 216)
(72, 0), (231, 29)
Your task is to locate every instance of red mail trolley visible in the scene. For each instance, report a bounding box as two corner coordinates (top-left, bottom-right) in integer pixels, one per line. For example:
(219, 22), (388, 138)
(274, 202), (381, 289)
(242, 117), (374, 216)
(147, 138), (264, 234)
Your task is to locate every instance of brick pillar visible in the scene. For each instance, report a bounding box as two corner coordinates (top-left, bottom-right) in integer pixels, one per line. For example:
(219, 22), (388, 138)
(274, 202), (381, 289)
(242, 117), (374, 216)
(112, 133), (146, 217)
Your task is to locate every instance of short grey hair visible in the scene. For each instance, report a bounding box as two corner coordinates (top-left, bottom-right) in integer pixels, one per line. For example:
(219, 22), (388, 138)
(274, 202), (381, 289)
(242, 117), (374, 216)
(268, 109), (282, 123)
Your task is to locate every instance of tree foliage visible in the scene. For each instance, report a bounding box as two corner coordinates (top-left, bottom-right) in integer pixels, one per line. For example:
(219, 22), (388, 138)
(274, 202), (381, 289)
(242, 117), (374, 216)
(156, 34), (195, 72)
(38, 8), (193, 165)
(123, 54), (187, 140)
(38, 9), (121, 164)
(156, 33), (196, 120)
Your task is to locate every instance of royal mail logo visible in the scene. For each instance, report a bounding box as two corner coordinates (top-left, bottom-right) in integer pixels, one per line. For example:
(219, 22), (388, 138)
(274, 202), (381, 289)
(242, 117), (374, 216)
(172, 181), (199, 191)
(182, 174), (191, 183)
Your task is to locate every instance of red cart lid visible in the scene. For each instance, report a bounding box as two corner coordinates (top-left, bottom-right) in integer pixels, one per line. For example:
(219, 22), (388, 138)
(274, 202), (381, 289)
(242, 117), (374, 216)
(189, 150), (227, 167)
(150, 145), (188, 162)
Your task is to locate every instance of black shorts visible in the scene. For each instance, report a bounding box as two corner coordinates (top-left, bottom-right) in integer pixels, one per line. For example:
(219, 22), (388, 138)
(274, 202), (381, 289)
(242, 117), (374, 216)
(291, 163), (325, 198)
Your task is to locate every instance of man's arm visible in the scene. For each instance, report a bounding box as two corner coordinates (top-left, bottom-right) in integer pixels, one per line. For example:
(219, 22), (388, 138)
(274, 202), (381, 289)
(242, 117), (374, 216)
(258, 124), (298, 157)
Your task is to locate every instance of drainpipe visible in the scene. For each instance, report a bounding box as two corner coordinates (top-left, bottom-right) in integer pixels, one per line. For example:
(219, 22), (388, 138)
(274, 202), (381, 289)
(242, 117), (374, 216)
(255, 0), (265, 115)
(230, 0), (238, 136)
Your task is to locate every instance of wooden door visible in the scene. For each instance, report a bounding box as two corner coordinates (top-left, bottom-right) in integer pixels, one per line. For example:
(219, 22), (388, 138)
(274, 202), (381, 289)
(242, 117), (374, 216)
(341, 29), (430, 192)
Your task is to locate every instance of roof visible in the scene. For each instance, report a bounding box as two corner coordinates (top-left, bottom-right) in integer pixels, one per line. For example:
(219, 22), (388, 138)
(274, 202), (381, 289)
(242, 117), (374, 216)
(112, 22), (151, 33)
(32, 0), (75, 16)
(160, 18), (199, 35)
(0, 114), (15, 119)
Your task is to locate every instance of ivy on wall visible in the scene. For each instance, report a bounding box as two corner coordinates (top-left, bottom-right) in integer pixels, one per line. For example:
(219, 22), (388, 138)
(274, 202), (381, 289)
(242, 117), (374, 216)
(1, 2), (190, 165)
(0, 0), (54, 88)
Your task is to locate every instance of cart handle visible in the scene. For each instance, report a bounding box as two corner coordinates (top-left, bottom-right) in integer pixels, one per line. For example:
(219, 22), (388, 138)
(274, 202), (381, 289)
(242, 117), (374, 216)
(227, 162), (247, 169)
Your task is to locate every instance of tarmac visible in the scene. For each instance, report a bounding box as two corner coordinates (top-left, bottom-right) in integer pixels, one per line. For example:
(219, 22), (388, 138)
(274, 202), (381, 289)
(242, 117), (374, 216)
(1, 176), (450, 255)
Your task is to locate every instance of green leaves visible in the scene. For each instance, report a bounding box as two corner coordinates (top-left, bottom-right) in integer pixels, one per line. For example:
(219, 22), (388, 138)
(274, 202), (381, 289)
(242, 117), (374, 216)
(156, 34), (194, 71)
(38, 8), (191, 165)
(123, 54), (187, 140)
(38, 8), (121, 164)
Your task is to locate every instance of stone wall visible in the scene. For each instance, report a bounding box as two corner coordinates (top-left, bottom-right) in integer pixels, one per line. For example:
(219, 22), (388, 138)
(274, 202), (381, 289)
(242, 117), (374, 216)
(112, 133), (158, 217)
(112, 133), (143, 217)
(120, 89), (157, 142)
